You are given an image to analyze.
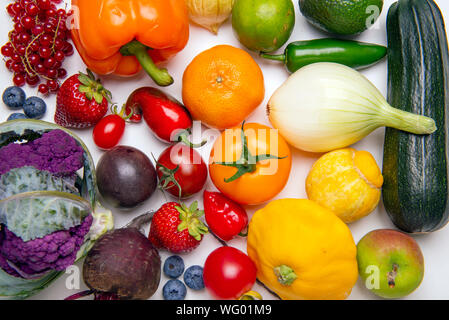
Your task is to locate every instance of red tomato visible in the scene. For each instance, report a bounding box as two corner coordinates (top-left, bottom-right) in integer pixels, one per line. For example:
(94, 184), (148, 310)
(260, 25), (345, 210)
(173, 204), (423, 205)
(156, 143), (208, 198)
(203, 246), (257, 300)
(93, 114), (126, 149)
(204, 191), (248, 241)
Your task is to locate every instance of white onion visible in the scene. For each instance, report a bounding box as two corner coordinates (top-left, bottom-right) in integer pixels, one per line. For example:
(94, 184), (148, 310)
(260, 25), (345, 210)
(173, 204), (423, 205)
(268, 62), (436, 153)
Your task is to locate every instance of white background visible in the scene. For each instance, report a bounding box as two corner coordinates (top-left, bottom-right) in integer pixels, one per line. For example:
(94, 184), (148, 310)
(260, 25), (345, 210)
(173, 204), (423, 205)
(1, 0), (449, 300)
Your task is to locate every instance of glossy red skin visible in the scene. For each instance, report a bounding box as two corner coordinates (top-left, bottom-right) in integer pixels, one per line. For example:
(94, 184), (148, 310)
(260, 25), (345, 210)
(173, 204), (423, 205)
(157, 144), (208, 198)
(203, 246), (257, 300)
(204, 191), (248, 241)
(92, 114), (126, 149)
(125, 87), (193, 143)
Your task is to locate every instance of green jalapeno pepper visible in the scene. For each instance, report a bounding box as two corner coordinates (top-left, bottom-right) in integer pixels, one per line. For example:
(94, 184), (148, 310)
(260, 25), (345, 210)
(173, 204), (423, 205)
(260, 38), (387, 72)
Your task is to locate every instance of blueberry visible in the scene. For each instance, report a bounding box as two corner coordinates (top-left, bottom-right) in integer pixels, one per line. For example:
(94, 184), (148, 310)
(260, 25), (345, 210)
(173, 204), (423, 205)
(163, 279), (187, 300)
(7, 113), (28, 121)
(2, 86), (26, 110)
(163, 255), (185, 279)
(23, 96), (46, 119)
(183, 265), (204, 290)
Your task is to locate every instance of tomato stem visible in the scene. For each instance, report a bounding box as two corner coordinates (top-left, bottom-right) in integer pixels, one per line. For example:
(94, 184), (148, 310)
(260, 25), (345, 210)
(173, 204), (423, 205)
(213, 122), (288, 183)
(177, 130), (207, 148)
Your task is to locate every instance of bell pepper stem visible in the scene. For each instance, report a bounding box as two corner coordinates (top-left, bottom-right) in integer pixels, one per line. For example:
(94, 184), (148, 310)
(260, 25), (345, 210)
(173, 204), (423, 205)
(120, 41), (174, 87)
(260, 53), (286, 63)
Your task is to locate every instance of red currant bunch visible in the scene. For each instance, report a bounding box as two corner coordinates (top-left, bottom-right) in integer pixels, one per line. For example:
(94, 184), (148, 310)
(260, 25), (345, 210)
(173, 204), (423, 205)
(2, 0), (73, 95)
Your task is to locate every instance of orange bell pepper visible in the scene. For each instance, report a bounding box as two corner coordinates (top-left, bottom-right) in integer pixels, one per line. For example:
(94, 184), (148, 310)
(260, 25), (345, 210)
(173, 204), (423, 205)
(70, 0), (190, 86)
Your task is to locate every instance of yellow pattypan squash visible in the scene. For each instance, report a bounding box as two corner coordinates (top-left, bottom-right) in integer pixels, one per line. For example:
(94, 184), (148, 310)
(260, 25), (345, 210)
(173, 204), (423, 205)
(247, 199), (358, 300)
(306, 148), (383, 224)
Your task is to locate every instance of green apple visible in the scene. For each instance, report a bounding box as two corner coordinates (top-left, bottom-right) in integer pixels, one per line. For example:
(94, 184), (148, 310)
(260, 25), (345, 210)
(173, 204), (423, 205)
(357, 229), (424, 299)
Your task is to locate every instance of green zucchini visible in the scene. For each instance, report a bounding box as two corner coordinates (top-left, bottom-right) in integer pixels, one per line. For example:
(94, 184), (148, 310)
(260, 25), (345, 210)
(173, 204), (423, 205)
(383, 0), (449, 233)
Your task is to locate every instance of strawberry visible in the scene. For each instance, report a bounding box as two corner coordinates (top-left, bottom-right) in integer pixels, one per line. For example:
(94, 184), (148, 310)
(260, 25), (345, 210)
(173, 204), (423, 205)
(149, 201), (208, 254)
(54, 69), (111, 128)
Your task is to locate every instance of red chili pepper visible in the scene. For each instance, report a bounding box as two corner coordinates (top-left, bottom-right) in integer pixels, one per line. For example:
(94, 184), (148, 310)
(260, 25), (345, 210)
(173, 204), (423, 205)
(203, 191), (249, 242)
(125, 87), (204, 147)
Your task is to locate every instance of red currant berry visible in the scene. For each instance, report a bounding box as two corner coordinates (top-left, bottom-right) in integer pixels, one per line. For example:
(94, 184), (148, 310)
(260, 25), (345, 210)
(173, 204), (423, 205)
(31, 25), (44, 36)
(26, 74), (40, 87)
(57, 68), (67, 79)
(7, 4), (17, 17)
(5, 59), (13, 71)
(45, 17), (58, 27)
(56, 9), (66, 18)
(38, 83), (49, 95)
(54, 50), (65, 61)
(20, 16), (35, 29)
(16, 45), (26, 56)
(11, 53), (22, 62)
(43, 23), (54, 33)
(46, 68), (58, 79)
(1, 45), (13, 57)
(14, 22), (25, 33)
(38, 46), (51, 58)
(19, 32), (31, 45)
(13, 74), (26, 87)
(11, 62), (24, 73)
(53, 60), (62, 69)
(44, 57), (56, 69)
(12, 3), (22, 15)
(39, 34), (52, 47)
(38, 0), (52, 10)
(35, 63), (46, 74)
(53, 38), (64, 50)
(28, 54), (40, 66)
(47, 79), (59, 91)
(25, 3), (40, 17)
(63, 42), (74, 56)
(45, 8), (56, 17)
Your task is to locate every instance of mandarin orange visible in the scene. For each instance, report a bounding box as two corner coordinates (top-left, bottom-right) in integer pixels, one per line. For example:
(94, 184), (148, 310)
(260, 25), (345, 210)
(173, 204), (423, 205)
(182, 45), (265, 130)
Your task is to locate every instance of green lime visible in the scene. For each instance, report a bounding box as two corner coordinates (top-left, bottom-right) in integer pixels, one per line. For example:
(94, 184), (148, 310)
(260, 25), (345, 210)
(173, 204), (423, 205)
(299, 0), (384, 35)
(232, 0), (295, 53)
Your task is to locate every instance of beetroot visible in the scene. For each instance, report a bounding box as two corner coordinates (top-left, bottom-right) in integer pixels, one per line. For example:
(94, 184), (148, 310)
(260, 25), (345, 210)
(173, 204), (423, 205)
(66, 212), (161, 300)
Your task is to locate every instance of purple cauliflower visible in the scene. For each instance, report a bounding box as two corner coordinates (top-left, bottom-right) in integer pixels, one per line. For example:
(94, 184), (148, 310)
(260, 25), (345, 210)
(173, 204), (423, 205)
(0, 129), (91, 279)
(0, 215), (93, 278)
(0, 129), (84, 176)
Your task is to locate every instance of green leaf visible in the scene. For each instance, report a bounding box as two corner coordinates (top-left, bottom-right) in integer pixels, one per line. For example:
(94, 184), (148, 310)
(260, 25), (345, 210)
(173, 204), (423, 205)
(92, 91), (104, 105)
(0, 267), (62, 300)
(78, 85), (90, 94)
(189, 201), (198, 213)
(77, 74), (93, 87)
(0, 191), (92, 242)
(84, 91), (93, 101)
(0, 167), (79, 200)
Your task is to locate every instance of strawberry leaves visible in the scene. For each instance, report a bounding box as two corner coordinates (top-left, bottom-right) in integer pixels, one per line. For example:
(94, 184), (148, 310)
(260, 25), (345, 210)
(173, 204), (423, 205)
(78, 69), (112, 105)
(176, 201), (208, 241)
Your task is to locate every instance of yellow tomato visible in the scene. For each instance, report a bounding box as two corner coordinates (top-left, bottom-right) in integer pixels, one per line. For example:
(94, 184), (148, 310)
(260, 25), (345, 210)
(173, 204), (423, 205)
(209, 123), (292, 205)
